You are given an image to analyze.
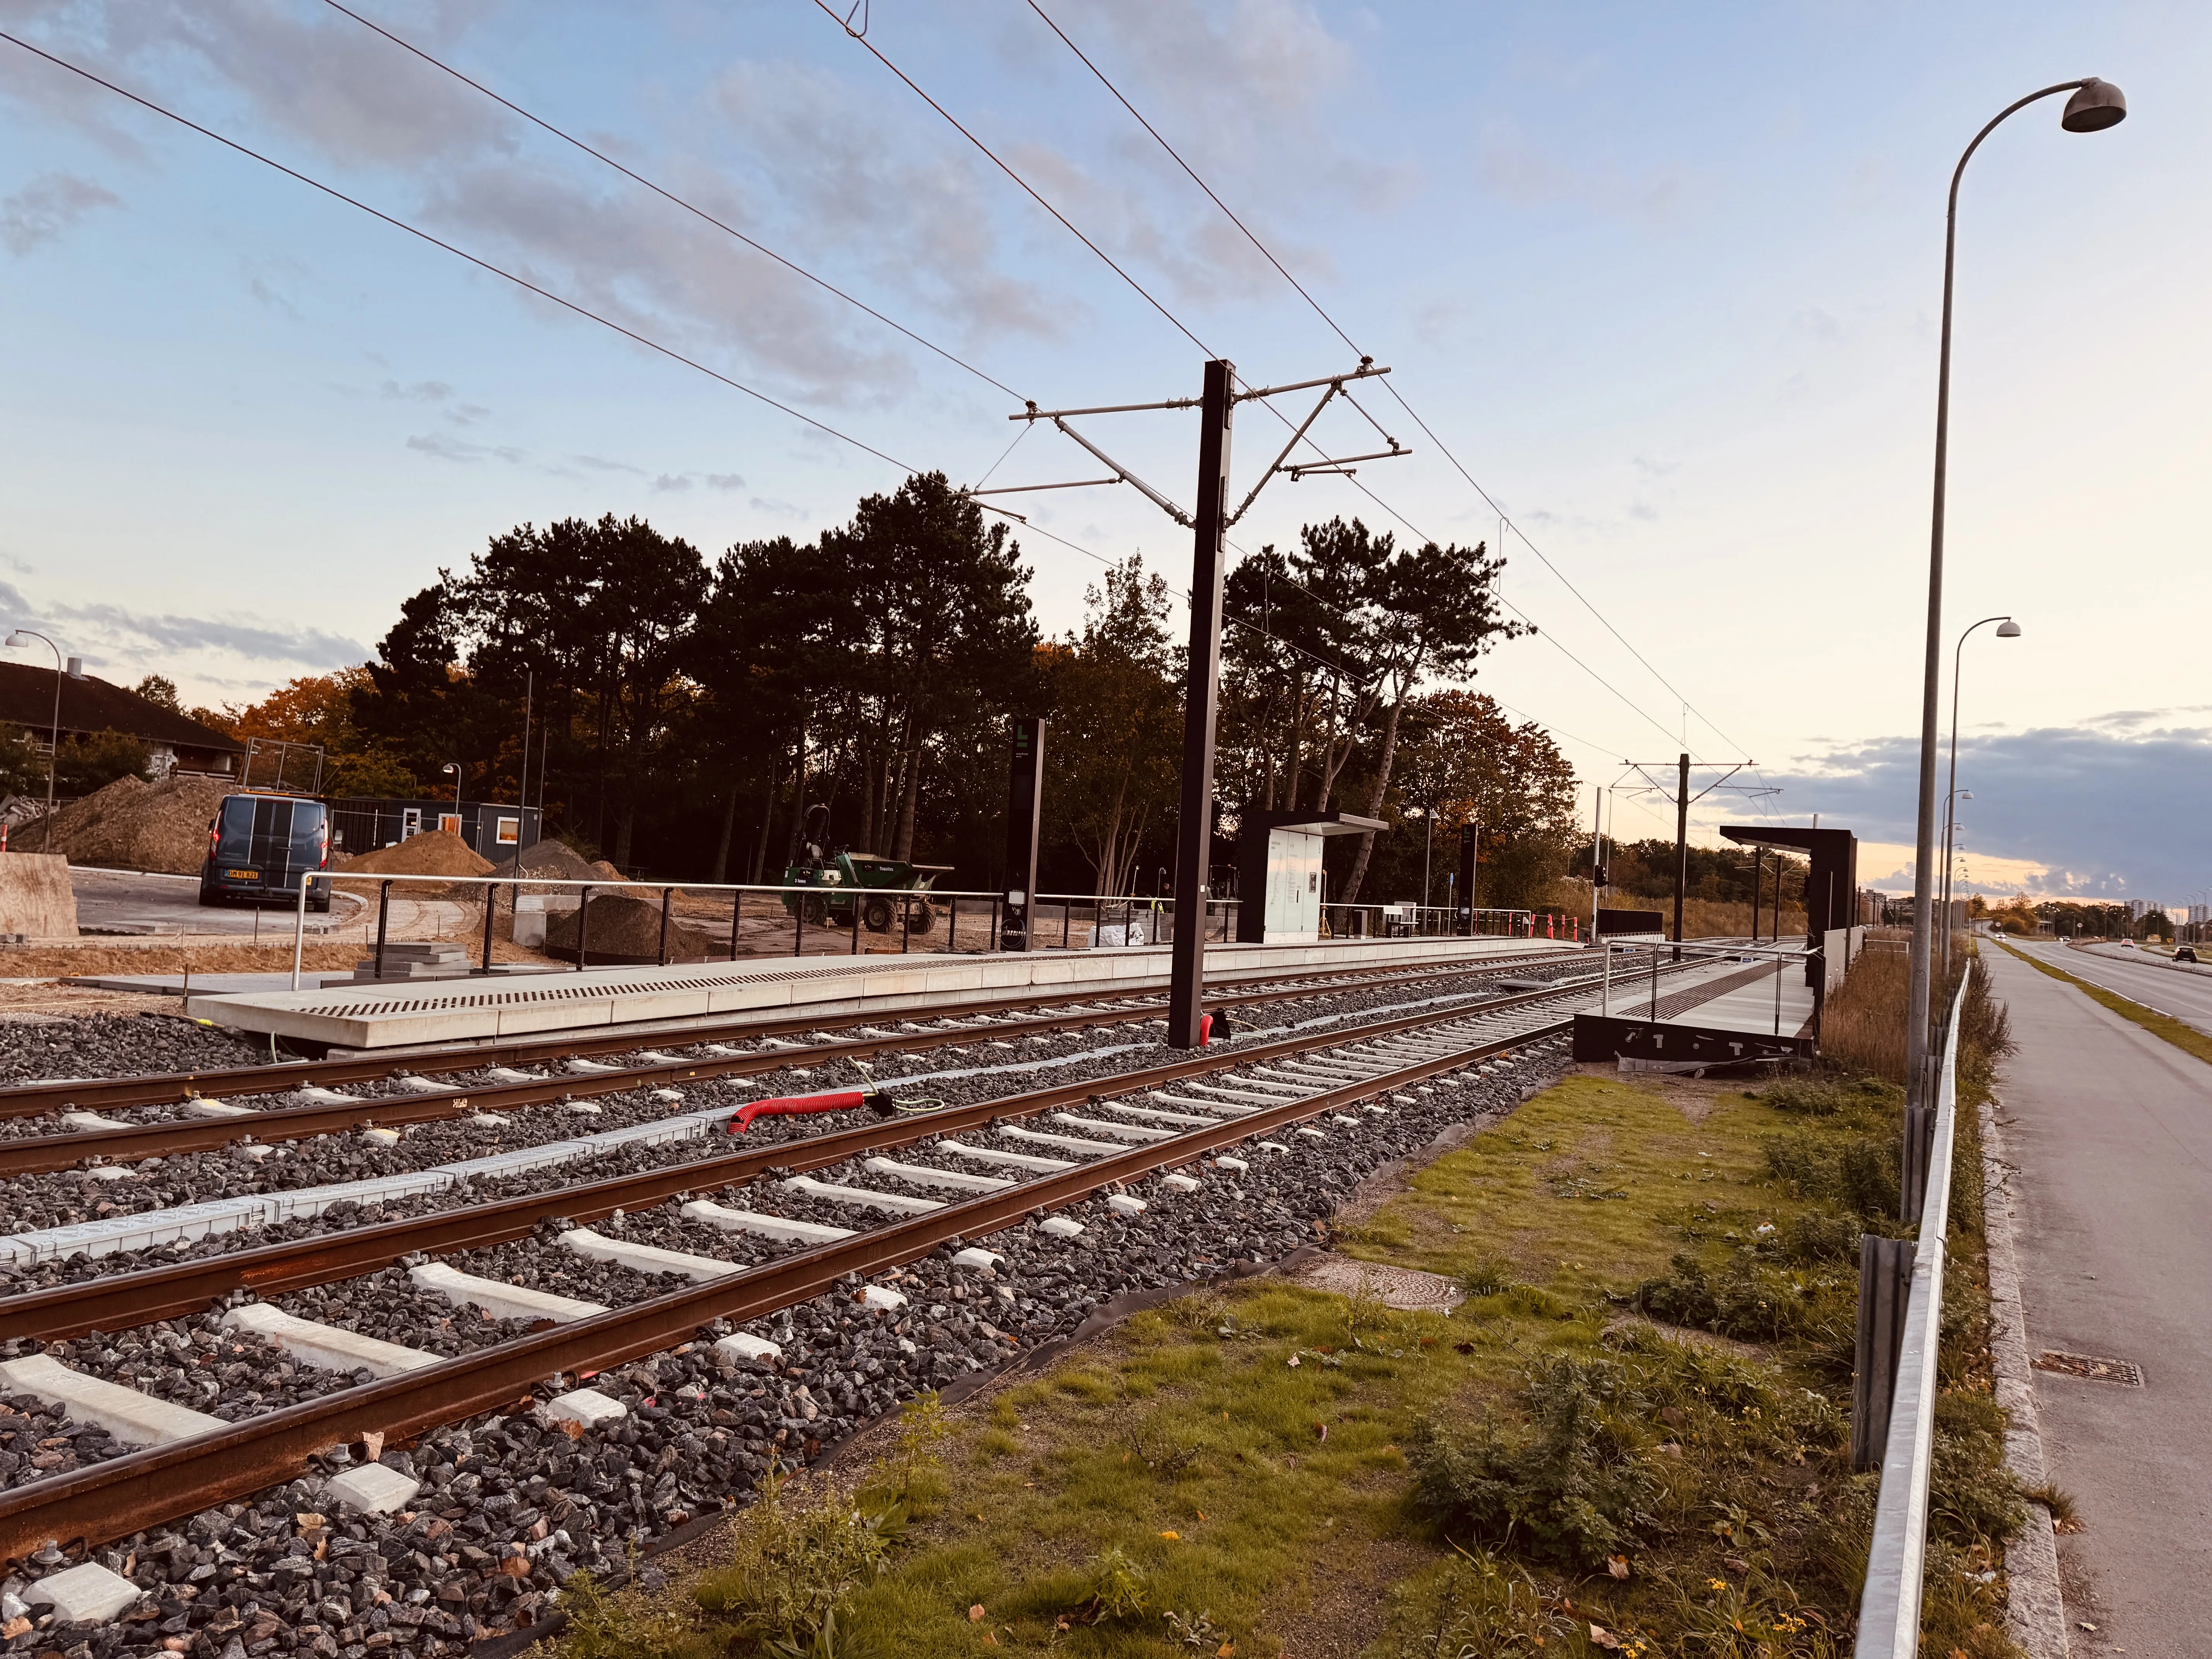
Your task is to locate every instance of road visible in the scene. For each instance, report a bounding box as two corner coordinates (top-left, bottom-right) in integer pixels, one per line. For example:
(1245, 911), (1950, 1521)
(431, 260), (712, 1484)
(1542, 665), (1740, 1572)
(72, 866), (370, 938)
(1982, 944), (2212, 1656)
(2014, 939), (2212, 1035)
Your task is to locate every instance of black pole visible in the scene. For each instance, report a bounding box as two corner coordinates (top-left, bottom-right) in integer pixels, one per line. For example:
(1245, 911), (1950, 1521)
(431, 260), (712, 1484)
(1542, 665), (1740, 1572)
(792, 886), (804, 958)
(480, 882), (496, 975)
(576, 884), (592, 971)
(658, 887), (672, 967)
(1167, 359), (1235, 1048)
(1750, 847), (1763, 943)
(850, 890), (862, 955)
(374, 880), (391, 981)
(1000, 717), (1046, 951)
(728, 890), (742, 963)
(1671, 752), (1689, 962)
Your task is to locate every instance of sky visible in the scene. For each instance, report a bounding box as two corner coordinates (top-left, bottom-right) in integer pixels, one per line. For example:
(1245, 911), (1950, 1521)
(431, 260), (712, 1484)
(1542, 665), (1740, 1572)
(2, 1), (2207, 901)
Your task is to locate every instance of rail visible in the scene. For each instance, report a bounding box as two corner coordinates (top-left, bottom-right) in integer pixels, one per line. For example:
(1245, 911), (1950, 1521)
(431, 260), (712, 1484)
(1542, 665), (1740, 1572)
(1853, 974), (1968, 1657)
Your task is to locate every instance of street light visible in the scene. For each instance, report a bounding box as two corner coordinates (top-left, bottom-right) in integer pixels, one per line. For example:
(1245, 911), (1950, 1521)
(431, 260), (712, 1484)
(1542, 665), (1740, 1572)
(3, 629), (64, 829)
(1907, 79), (2126, 1112)
(1940, 616), (2021, 982)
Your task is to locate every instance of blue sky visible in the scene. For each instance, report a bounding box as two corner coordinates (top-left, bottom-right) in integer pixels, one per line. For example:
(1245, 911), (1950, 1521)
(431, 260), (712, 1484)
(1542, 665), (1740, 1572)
(2, 1), (2207, 898)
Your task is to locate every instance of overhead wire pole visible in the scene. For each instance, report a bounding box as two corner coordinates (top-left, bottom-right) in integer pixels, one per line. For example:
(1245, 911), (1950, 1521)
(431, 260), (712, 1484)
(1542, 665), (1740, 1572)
(1167, 360), (1236, 1047)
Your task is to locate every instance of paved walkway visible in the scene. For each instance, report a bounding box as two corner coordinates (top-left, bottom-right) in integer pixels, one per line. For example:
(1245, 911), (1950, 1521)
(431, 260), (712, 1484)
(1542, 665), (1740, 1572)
(1982, 945), (2212, 1656)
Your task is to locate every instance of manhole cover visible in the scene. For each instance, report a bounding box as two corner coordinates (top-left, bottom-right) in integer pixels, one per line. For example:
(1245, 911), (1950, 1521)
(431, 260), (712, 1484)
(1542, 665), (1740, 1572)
(2032, 1350), (2143, 1387)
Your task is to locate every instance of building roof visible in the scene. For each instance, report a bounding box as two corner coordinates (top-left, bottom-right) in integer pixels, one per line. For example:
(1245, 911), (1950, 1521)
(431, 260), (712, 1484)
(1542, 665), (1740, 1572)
(0, 662), (245, 754)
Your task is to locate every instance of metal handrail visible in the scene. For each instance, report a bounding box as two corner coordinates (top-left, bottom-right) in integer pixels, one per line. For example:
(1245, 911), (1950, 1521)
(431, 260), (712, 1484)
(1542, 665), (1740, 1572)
(1854, 973), (1968, 1656)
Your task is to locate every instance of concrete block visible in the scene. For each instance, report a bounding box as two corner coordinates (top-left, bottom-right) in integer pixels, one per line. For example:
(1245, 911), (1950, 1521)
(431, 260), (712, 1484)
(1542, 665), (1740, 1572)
(862, 1156), (1012, 1195)
(1037, 1216), (1085, 1238)
(84, 1165), (138, 1182)
(325, 1462), (422, 1515)
(469, 1113), (512, 1128)
(25, 1562), (140, 1624)
(484, 1068), (537, 1084)
(781, 1175), (943, 1216)
(0, 852), (77, 939)
(1213, 1156), (1250, 1173)
(0, 1353), (224, 1446)
(1049, 1113), (1174, 1144)
(859, 1285), (907, 1310)
(1000, 1125), (1123, 1155)
(681, 1200), (854, 1244)
(1150, 1092), (1256, 1116)
(1105, 1102), (1217, 1128)
(1105, 1194), (1147, 1216)
(649, 1089), (685, 1103)
(939, 1141), (1074, 1173)
(562, 1101), (604, 1116)
(183, 1098), (256, 1118)
(951, 1247), (1003, 1269)
(1159, 1173), (1201, 1193)
(539, 1388), (627, 1429)
(58, 1111), (125, 1134)
(1256, 1140), (1290, 1154)
(409, 1262), (608, 1324)
(222, 1303), (439, 1378)
(1295, 1126), (1327, 1140)
(558, 1227), (740, 1283)
(715, 1333), (782, 1364)
(361, 1128), (402, 1147)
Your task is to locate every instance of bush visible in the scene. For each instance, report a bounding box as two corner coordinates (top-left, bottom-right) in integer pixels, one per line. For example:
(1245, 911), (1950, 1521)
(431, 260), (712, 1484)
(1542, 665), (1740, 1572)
(1782, 1212), (1859, 1265)
(1631, 1250), (1844, 1345)
(692, 1470), (903, 1646)
(1410, 1356), (1657, 1567)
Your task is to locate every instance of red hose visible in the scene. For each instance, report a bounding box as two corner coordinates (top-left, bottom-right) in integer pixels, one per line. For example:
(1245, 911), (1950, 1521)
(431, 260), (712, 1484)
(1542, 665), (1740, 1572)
(726, 1087), (888, 1133)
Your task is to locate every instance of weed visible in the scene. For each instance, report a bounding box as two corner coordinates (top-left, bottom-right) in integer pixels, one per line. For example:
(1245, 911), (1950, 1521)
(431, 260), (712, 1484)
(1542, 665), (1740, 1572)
(1373, 1544), (1584, 1659)
(1077, 1545), (1150, 1622)
(1758, 1075), (1893, 1118)
(2023, 1482), (2078, 1527)
(692, 1466), (903, 1647)
(559, 1569), (713, 1659)
(1929, 1391), (2025, 1545)
(1654, 1565), (1845, 1658)
(1631, 1250), (1841, 1344)
(1780, 1211), (1859, 1264)
(1458, 1252), (1517, 1297)
(1411, 1355), (1657, 1568)
(1160, 1607), (1228, 1649)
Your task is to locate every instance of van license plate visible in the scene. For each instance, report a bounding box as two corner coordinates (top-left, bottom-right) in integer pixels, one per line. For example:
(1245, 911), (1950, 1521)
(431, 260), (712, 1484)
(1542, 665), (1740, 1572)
(226, 870), (259, 880)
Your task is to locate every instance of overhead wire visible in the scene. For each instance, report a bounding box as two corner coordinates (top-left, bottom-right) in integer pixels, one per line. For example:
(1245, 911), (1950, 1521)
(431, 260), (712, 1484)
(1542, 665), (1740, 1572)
(315, 0), (1030, 404)
(1016, 0), (1754, 762)
(815, 4), (1700, 768)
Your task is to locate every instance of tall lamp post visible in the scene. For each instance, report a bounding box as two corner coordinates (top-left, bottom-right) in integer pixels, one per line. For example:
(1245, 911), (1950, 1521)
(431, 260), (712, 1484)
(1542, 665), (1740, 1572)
(3, 629), (65, 828)
(1906, 78), (2126, 1111)
(1939, 615), (2021, 982)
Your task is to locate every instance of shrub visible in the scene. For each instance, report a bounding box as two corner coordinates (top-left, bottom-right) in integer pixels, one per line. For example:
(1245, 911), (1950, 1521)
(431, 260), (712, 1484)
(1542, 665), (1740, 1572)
(692, 1469), (903, 1645)
(1410, 1356), (1657, 1567)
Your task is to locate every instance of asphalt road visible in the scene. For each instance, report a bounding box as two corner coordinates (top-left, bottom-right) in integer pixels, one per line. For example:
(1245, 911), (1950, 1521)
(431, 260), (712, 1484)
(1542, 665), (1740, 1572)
(1983, 944), (2212, 1655)
(71, 866), (366, 937)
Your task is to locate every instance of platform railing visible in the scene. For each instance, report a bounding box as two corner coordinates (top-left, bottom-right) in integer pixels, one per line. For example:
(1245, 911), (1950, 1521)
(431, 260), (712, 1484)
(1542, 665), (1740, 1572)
(1851, 974), (1968, 1657)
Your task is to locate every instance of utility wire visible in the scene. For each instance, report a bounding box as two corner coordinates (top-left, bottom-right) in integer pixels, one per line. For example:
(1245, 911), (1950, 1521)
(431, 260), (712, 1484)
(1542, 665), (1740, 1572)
(1019, 0), (1751, 760)
(819, 6), (1697, 767)
(0, 30), (922, 475)
(316, 0), (1029, 403)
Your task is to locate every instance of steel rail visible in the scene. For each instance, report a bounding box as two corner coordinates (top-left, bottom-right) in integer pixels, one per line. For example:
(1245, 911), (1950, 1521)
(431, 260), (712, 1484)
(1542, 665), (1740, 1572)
(0, 1000), (1554, 1562)
(0, 974), (1634, 1345)
(0, 960), (1602, 1175)
(8, 948), (1592, 1119)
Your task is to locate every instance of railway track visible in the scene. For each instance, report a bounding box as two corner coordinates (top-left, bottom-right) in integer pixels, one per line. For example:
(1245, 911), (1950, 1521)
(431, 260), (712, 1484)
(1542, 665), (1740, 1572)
(0, 951), (1716, 1650)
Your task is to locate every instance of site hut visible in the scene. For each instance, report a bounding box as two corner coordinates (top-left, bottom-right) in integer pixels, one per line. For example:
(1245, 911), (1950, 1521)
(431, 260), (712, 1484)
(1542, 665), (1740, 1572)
(328, 796), (542, 859)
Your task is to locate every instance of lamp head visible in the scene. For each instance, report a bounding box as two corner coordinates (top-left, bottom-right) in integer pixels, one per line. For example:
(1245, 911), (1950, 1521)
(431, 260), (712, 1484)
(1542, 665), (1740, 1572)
(2061, 78), (2127, 133)
(3, 632), (28, 649)
(1996, 618), (2023, 637)
(441, 763), (458, 774)
(1960, 791), (1973, 801)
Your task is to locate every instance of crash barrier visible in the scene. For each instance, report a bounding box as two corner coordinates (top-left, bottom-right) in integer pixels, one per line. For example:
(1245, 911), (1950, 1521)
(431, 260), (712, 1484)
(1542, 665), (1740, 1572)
(1850, 975), (1968, 1657)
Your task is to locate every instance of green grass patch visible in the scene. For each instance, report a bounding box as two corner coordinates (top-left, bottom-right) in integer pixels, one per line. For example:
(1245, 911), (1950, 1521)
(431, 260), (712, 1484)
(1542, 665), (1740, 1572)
(558, 1066), (2024, 1658)
(1998, 938), (2212, 1067)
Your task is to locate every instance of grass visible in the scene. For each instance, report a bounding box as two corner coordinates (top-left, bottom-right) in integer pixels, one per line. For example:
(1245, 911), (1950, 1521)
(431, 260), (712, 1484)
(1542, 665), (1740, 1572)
(560, 970), (2025, 1657)
(1996, 938), (2212, 1068)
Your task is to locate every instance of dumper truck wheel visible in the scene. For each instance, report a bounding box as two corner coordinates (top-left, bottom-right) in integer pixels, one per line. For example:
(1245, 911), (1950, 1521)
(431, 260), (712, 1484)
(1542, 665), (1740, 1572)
(862, 896), (895, 933)
(801, 895), (830, 927)
(907, 901), (937, 936)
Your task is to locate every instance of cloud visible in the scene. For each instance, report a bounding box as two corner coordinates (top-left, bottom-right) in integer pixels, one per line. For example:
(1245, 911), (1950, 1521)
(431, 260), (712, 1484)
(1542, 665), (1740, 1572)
(407, 432), (525, 465)
(705, 472), (747, 491)
(651, 474), (692, 493)
(1474, 117), (1687, 226)
(748, 496), (808, 519)
(24, 598), (367, 668)
(1626, 500), (1657, 522)
(1756, 719), (2212, 900)
(380, 379), (454, 402)
(1, 171), (120, 255)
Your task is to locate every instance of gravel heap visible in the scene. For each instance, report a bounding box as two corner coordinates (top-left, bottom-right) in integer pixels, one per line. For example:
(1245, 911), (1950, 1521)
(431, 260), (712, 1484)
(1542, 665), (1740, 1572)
(9, 776), (230, 874)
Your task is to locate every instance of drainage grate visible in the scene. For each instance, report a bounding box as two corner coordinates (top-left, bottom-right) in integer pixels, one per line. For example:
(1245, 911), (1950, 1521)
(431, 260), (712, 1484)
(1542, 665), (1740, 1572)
(2032, 1350), (2143, 1387)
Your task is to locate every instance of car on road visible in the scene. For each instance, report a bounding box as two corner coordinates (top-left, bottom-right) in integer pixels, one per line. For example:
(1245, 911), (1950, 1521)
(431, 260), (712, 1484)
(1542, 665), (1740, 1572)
(200, 793), (333, 911)
(2178, 947), (2198, 963)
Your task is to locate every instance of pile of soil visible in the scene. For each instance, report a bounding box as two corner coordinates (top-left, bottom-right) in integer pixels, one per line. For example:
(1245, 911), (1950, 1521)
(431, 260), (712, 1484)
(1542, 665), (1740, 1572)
(487, 838), (601, 883)
(335, 830), (493, 878)
(544, 893), (716, 964)
(10, 775), (228, 875)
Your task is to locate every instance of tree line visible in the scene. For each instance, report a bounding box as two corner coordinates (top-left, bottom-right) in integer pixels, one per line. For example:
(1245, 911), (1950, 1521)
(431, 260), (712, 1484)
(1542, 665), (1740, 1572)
(201, 472), (1590, 907)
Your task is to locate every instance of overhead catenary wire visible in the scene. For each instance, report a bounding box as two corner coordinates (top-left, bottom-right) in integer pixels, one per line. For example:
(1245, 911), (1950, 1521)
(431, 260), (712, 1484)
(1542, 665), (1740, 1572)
(316, 0), (1029, 404)
(815, 8), (1702, 770)
(1017, 0), (1753, 762)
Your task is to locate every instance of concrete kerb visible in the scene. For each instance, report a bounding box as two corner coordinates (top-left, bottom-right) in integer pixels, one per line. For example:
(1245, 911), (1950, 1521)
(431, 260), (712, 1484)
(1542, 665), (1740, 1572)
(1980, 1099), (2070, 1659)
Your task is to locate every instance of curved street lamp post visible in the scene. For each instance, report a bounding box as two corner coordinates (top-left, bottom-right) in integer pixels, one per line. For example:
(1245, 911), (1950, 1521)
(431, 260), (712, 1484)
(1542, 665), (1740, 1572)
(3, 629), (64, 828)
(1940, 616), (2021, 980)
(1906, 78), (2127, 1111)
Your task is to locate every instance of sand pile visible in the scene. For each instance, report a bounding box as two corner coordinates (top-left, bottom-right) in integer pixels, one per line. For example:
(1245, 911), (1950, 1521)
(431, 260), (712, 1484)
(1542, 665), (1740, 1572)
(336, 830), (493, 878)
(487, 838), (601, 883)
(12, 775), (230, 875)
(589, 858), (628, 882)
(544, 893), (716, 964)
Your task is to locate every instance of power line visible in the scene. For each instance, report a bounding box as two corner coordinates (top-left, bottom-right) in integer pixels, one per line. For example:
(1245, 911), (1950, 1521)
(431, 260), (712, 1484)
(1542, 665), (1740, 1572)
(1017, 0), (1752, 760)
(316, 0), (1029, 404)
(0, 29), (924, 477)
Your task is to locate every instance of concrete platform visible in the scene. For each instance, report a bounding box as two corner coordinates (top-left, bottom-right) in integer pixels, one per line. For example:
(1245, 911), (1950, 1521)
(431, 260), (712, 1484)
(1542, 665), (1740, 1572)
(182, 934), (1576, 1052)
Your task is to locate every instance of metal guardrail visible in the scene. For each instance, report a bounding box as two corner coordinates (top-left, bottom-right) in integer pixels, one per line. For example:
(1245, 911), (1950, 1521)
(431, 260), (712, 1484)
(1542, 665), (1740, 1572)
(1853, 973), (1968, 1656)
